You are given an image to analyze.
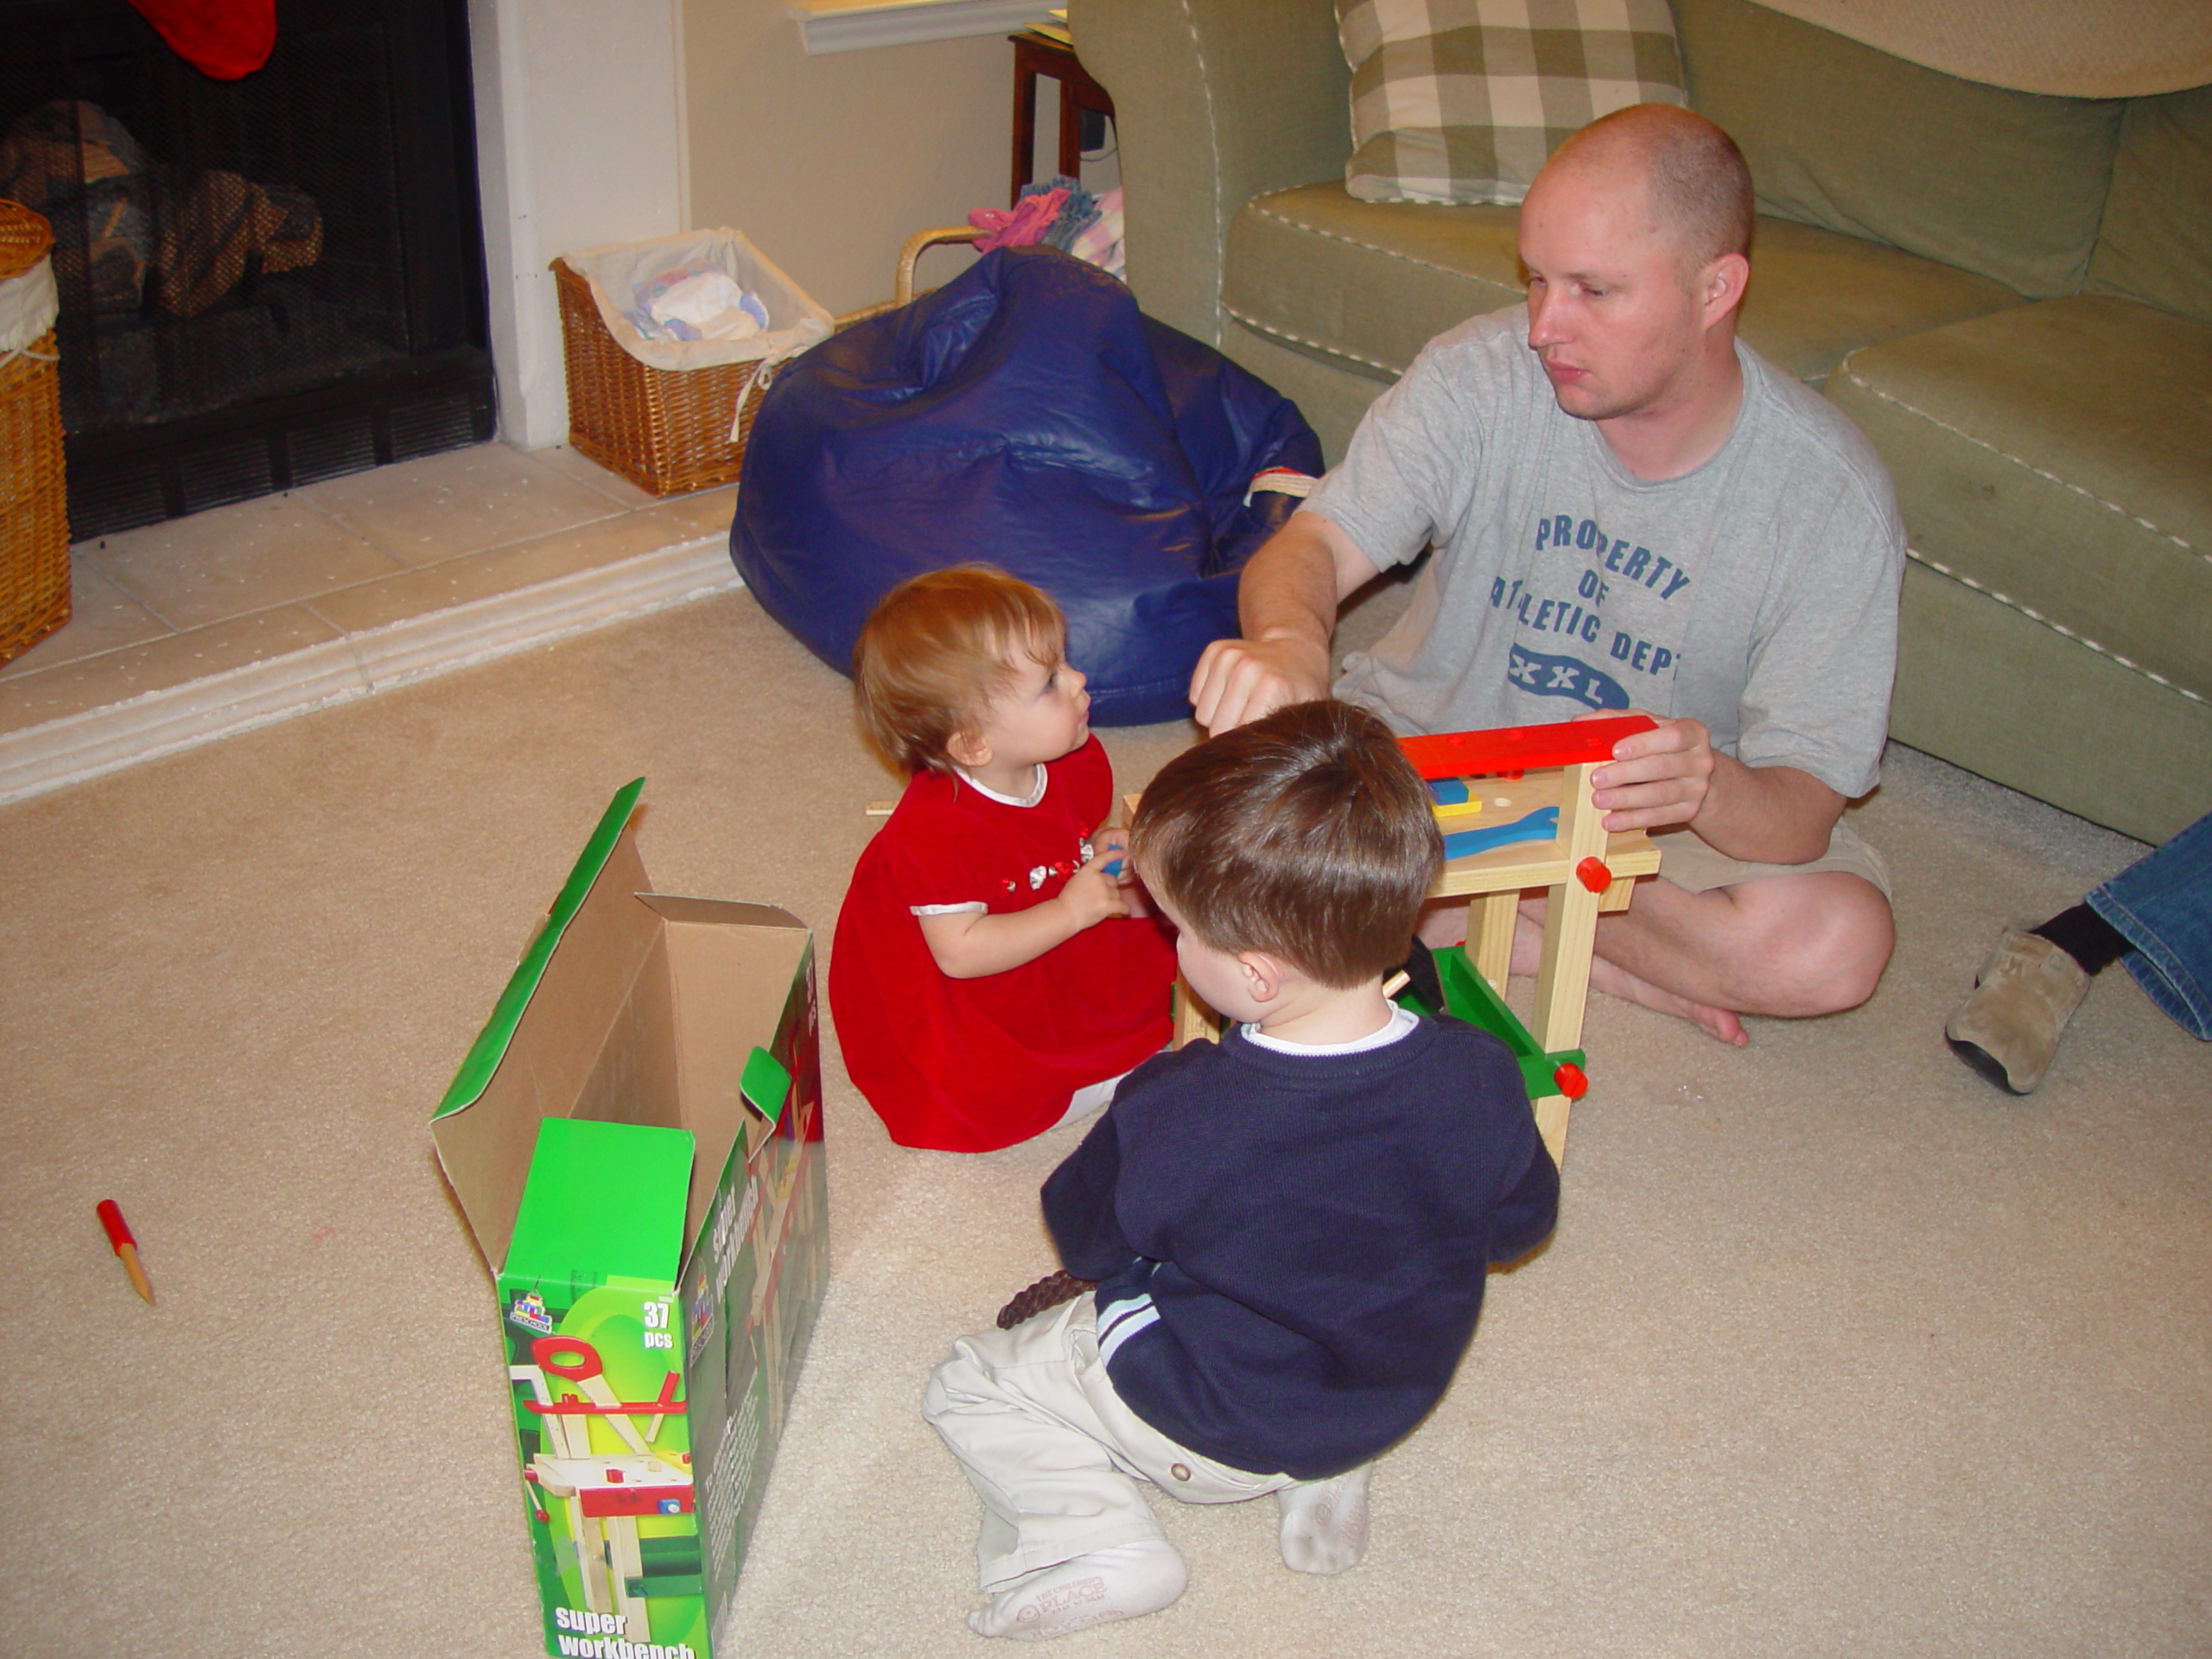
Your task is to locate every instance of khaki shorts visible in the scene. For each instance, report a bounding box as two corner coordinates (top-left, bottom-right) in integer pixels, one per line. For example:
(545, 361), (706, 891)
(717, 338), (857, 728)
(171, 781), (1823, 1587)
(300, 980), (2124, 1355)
(1649, 815), (1892, 902)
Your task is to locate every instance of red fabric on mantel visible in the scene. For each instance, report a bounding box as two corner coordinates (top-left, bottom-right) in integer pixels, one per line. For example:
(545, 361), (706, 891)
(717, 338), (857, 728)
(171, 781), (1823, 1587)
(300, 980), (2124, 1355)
(128, 0), (276, 79)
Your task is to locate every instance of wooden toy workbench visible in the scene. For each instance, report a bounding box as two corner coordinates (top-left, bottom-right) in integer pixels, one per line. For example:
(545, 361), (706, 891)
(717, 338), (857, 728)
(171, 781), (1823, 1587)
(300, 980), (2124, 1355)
(1171, 715), (1664, 1165)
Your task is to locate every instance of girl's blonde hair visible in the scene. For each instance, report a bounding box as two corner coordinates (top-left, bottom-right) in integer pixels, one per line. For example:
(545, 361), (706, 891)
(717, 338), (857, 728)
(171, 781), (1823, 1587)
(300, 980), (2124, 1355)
(853, 565), (1067, 773)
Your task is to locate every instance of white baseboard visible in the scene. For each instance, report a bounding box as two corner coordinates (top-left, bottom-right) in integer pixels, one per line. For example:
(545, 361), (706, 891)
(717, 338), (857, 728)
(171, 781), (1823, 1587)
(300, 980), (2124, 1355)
(0, 537), (742, 807)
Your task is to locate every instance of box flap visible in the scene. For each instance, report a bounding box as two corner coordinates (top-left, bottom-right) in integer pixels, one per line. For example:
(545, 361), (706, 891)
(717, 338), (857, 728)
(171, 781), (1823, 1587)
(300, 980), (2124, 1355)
(435, 778), (647, 1122)
(431, 779), (664, 1272)
(505, 1117), (693, 1293)
(639, 893), (810, 1248)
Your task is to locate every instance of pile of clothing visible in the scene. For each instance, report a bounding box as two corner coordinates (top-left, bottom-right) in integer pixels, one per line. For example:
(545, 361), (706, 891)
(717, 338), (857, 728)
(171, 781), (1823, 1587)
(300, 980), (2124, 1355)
(968, 176), (1123, 280)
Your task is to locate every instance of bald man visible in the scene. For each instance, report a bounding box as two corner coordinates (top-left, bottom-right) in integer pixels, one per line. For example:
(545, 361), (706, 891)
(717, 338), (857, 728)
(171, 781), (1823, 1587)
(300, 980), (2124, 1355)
(1187, 105), (1903, 1044)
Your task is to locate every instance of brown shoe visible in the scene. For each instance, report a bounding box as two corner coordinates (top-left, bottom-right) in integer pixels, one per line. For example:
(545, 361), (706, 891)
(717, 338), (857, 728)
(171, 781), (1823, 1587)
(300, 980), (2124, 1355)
(1945, 929), (2092, 1095)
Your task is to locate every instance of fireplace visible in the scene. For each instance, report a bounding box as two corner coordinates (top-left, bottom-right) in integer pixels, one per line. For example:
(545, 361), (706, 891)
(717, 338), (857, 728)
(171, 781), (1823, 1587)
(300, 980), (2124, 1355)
(0, 0), (493, 538)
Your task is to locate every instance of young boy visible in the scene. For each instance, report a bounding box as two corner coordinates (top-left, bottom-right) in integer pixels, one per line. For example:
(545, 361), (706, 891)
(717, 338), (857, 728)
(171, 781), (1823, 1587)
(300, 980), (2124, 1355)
(830, 565), (1177, 1152)
(923, 699), (1560, 1638)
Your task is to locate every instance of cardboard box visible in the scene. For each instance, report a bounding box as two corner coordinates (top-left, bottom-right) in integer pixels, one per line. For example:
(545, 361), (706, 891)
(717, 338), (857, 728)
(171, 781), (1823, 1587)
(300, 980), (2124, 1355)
(432, 779), (828, 1659)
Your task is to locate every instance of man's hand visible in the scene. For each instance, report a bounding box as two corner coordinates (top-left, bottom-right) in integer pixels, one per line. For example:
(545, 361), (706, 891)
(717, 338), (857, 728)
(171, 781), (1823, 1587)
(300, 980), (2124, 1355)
(1187, 510), (1383, 734)
(1584, 711), (1716, 831)
(1581, 709), (1844, 863)
(1188, 634), (1332, 735)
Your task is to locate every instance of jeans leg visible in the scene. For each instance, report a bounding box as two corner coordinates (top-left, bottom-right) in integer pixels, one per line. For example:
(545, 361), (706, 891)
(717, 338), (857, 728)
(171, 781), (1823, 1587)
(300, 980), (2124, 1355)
(2087, 810), (2212, 1040)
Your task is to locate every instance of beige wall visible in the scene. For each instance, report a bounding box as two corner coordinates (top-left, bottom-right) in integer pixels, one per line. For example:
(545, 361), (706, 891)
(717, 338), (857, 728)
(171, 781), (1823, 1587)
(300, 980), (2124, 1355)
(681, 2), (1014, 318)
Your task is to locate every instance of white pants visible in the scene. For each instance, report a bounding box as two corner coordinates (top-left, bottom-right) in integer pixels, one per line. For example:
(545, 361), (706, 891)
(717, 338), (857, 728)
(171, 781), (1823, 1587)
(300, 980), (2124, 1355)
(923, 1298), (1296, 1591)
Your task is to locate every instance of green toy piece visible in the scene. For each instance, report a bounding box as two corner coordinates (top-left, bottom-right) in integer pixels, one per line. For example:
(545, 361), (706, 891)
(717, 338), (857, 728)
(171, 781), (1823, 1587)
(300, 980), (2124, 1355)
(1395, 944), (1588, 1105)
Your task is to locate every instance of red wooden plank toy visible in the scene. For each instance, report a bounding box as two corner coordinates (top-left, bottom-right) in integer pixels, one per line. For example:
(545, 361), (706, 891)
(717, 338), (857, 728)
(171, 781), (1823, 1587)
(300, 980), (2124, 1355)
(1398, 714), (1657, 780)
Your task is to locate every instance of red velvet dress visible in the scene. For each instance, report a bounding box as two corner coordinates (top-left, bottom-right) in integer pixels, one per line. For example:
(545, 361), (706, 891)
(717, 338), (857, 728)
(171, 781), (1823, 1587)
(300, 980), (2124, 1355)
(830, 738), (1176, 1152)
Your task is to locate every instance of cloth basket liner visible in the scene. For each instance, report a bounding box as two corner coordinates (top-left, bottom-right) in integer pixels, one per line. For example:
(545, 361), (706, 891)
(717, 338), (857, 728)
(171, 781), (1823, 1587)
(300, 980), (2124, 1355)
(0, 254), (57, 355)
(559, 226), (833, 373)
(728, 245), (1324, 727)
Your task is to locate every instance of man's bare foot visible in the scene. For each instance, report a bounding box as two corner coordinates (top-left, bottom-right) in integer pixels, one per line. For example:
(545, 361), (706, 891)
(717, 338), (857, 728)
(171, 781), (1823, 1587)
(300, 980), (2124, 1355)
(1586, 953), (1748, 1045)
(1510, 908), (1749, 1045)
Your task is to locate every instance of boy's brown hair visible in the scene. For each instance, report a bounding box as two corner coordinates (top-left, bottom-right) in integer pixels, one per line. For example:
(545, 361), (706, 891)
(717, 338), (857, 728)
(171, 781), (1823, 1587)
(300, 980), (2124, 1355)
(852, 565), (1066, 773)
(1131, 700), (1442, 988)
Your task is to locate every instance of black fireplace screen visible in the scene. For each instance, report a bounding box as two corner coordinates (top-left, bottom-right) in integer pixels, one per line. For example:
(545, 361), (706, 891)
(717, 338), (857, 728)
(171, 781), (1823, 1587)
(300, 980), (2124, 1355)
(0, 0), (493, 536)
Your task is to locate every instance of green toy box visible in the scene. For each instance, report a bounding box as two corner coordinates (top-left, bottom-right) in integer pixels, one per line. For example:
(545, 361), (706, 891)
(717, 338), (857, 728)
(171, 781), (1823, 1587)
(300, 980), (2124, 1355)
(431, 779), (828, 1658)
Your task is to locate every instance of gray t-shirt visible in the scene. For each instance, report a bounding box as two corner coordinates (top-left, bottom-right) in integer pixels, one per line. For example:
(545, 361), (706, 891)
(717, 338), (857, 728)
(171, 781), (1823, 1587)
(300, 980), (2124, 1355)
(1311, 306), (1904, 799)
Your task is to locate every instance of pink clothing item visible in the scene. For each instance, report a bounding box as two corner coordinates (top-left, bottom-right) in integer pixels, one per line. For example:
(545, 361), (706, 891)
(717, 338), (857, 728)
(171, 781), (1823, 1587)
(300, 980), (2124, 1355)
(1066, 188), (1124, 278)
(969, 188), (1070, 253)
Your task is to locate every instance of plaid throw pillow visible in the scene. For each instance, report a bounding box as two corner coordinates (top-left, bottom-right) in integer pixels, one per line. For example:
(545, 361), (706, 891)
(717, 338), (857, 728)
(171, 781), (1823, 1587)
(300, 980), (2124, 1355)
(1340, 0), (1688, 205)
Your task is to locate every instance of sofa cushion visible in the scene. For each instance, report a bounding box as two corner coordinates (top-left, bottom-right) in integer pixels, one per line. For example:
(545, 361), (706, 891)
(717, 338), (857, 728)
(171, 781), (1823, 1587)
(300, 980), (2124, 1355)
(2086, 83), (2212, 328)
(1889, 559), (2212, 846)
(1732, 219), (2026, 386)
(1674, 0), (2126, 300)
(1224, 181), (2025, 386)
(1225, 184), (1524, 378)
(1827, 295), (2212, 702)
(1339, 0), (1685, 206)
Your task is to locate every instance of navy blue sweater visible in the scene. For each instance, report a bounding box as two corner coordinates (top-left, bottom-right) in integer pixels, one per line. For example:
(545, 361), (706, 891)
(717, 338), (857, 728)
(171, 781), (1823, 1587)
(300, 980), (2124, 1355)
(1041, 1014), (1559, 1480)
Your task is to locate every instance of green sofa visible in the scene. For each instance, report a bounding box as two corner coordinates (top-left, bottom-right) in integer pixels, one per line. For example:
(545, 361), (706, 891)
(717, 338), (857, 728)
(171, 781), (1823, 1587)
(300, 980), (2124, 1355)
(1071, 0), (2212, 844)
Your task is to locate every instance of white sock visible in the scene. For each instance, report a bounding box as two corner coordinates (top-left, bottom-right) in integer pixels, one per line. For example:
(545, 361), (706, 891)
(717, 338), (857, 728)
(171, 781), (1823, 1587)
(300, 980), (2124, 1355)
(969, 1540), (1187, 1640)
(1275, 1465), (1371, 1575)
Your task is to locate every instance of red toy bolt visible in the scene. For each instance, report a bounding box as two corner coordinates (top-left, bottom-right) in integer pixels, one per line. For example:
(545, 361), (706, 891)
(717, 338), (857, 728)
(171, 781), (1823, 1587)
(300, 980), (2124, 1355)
(1553, 1062), (1589, 1101)
(1575, 856), (1611, 893)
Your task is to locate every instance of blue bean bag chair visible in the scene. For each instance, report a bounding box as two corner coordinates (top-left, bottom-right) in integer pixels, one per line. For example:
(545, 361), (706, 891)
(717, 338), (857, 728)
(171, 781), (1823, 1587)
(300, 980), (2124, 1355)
(728, 245), (1323, 725)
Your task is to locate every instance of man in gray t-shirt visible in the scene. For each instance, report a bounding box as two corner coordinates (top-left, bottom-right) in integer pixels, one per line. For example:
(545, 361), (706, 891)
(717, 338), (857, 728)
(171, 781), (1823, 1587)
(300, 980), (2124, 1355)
(1188, 105), (1903, 1044)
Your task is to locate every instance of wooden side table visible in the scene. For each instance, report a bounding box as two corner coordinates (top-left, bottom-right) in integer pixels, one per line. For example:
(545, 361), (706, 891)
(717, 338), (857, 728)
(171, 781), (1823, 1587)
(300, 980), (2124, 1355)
(1008, 30), (1116, 207)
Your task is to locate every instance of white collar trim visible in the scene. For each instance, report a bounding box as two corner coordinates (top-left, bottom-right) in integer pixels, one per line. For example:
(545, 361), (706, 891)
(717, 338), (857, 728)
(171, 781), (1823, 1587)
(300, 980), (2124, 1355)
(1242, 1003), (1420, 1056)
(955, 763), (1047, 808)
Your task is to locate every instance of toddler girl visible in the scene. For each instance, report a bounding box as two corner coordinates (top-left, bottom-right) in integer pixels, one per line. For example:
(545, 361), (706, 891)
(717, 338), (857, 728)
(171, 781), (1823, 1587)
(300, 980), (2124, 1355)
(830, 566), (1176, 1151)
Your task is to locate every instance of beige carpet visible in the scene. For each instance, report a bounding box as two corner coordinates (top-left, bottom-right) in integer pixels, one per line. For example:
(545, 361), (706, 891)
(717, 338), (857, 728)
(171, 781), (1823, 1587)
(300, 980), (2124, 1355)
(4, 584), (2207, 1658)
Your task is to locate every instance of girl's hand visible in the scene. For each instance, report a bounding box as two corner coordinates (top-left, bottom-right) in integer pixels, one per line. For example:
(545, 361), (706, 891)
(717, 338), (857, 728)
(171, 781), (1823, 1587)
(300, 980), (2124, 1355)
(918, 834), (1138, 979)
(1058, 842), (1133, 930)
(1090, 827), (1154, 918)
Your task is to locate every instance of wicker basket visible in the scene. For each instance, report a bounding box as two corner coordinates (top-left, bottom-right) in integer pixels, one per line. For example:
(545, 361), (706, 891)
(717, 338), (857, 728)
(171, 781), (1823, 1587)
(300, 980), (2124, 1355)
(552, 254), (763, 496)
(0, 199), (70, 666)
(550, 226), (978, 499)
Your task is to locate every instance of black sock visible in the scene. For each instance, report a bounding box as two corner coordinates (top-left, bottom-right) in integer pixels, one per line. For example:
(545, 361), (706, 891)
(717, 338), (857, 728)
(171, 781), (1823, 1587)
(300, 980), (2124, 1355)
(2031, 903), (2131, 976)
(1396, 937), (1446, 1014)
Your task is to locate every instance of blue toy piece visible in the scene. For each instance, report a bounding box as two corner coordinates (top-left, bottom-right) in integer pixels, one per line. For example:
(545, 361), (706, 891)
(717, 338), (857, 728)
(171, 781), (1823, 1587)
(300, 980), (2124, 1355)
(728, 245), (1323, 726)
(1440, 807), (1557, 862)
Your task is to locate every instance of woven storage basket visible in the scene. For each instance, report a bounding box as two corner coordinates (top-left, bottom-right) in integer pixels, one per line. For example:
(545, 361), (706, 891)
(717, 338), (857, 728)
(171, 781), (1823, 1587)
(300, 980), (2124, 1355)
(550, 254), (785, 497)
(0, 199), (69, 665)
(551, 227), (973, 499)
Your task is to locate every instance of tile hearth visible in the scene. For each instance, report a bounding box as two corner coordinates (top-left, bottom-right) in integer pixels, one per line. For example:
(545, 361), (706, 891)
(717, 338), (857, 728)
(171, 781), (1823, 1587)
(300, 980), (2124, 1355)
(0, 442), (741, 804)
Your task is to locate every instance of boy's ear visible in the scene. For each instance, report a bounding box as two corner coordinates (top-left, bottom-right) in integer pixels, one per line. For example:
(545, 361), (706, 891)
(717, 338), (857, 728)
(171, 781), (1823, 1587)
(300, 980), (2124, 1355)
(1236, 950), (1288, 1005)
(946, 728), (991, 769)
